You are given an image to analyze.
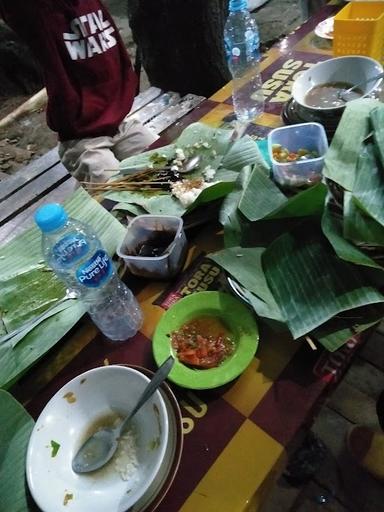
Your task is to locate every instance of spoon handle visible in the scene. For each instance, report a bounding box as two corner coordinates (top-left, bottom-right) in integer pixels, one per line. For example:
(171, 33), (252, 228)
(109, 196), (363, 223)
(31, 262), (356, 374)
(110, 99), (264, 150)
(119, 356), (174, 435)
(349, 71), (384, 93)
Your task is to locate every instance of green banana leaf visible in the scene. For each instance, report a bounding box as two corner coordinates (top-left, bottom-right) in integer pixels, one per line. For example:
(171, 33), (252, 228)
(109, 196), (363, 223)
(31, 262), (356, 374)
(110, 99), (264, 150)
(344, 191), (384, 247)
(262, 227), (384, 340)
(352, 143), (384, 228)
(219, 167), (252, 247)
(221, 135), (269, 172)
(0, 390), (34, 512)
(0, 188), (125, 389)
(371, 106), (384, 167)
(238, 165), (286, 221)
(312, 310), (382, 352)
(112, 202), (148, 217)
(0, 268), (66, 333)
(105, 123), (266, 217)
(323, 99), (379, 191)
(321, 198), (382, 270)
(267, 182), (327, 220)
(210, 246), (284, 322)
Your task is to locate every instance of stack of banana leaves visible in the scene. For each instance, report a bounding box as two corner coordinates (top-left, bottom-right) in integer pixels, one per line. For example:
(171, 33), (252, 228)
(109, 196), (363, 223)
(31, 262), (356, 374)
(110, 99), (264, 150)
(211, 99), (384, 352)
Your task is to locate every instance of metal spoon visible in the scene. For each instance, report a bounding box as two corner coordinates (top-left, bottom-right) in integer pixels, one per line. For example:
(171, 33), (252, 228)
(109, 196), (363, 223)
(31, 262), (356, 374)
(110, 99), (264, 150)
(338, 72), (384, 102)
(71, 356), (175, 474)
(163, 154), (201, 174)
(179, 154), (201, 173)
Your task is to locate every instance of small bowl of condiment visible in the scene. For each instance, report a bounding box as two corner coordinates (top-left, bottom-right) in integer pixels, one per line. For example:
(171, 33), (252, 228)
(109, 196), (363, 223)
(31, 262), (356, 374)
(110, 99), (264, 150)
(267, 122), (328, 188)
(117, 215), (187, 279)
(291, 56), (383, 114)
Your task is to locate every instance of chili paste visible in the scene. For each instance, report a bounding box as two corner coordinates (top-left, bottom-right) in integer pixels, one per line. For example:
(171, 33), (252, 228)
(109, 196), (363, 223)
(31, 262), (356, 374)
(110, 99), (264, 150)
(171, 316), (235, 369)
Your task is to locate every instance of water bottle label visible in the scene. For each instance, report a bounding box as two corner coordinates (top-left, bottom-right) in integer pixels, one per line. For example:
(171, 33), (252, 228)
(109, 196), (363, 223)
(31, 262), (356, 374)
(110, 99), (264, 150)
(76, 250), (112, 288)
(53, 234), (89, 266)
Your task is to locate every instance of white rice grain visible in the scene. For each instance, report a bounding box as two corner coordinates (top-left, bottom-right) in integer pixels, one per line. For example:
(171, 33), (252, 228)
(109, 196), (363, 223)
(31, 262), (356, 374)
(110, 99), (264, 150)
(113, 428), (139, 481)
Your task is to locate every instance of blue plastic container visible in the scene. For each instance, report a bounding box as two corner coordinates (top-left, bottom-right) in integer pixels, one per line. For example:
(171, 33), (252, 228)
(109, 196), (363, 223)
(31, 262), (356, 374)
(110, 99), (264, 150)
(267, 122), (328, 188)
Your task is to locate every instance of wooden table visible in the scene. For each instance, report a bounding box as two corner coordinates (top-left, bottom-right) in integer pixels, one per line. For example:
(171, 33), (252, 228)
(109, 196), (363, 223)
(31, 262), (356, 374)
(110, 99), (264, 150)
(1, 2), (364, 511)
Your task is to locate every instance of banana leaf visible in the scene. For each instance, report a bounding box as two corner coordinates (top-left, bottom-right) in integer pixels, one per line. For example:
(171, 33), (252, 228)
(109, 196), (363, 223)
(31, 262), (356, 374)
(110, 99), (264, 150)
(238, 165), (286, 221)
(262, 227), (384, 340)
(322, 198), (382, 270)
(221, 135), (269, 172)
(0, 390), (34, 512)
(0, 268), (66, 333)
(371, 106), (384, 167)
(344, 191), (384, 247)
(112, 202), (148, 216)
(267, 182), (327, 220)
(105, 123), (265, 217)
(323, 99), (379, 191)
(0, 188), (125, 389)
(352, 143), (384, 228)
(312, 308), (382, 352)
(210, 246), (284, 322)
(219, 167), (252, 247)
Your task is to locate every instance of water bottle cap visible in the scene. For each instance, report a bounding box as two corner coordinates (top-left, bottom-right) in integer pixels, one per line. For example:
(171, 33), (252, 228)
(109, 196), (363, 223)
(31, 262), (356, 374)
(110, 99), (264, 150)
(229, 0), (248, 11)
(34, 203), (68, 232)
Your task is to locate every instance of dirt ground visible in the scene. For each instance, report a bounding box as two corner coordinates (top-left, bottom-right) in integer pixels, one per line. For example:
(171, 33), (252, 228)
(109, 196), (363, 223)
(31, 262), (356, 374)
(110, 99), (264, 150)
(0, 0), (307, 177)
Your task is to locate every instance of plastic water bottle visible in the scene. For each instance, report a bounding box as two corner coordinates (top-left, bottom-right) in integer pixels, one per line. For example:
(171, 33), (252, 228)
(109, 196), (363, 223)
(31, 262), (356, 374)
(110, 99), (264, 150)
(224, 0), (264, 123)
(34, 203), (143, 341)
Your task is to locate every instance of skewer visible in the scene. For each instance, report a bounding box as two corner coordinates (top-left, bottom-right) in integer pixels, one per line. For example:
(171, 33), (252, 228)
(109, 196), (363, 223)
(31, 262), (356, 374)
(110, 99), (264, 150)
(305, 336), (317, 351)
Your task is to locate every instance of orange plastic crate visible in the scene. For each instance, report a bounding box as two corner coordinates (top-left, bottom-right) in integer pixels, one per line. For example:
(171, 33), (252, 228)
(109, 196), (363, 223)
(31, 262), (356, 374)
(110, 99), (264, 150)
(333, 2), (384, 63)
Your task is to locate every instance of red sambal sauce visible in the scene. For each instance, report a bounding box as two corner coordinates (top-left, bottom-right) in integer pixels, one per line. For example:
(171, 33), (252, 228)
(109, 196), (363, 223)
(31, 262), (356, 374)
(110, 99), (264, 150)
(170, 316), (235, 369)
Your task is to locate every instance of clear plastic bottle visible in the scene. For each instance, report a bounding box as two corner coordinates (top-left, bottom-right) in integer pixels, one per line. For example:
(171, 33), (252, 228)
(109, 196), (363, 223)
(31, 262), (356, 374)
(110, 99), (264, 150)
(224, 0), (264, 123)
(34, 203), (143, 341)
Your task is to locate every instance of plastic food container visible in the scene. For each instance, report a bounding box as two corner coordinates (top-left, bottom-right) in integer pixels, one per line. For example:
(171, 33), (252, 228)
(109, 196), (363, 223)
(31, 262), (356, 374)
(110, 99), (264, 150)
(117, 215), (187, 279)
(267, 122), (328, 188)
(333, 2), (384, 62)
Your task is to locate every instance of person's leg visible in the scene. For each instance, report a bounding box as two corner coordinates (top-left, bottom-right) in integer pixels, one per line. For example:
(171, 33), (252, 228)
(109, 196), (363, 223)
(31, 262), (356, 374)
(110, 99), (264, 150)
(112, 117), (158, 162)
(59, 136), (120, 183)
(346, 425), (384, 481)
(346, 390), (384, 481)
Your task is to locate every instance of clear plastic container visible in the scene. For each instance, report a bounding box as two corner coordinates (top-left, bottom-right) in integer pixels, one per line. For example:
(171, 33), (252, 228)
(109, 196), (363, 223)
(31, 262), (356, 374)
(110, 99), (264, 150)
(267, 122), (328, 188)
(117, 215), (187, 279)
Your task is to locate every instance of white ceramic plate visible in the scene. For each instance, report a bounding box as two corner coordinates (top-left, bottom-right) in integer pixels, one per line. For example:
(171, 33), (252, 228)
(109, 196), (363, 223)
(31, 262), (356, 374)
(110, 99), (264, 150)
(314, 17), (334, 40)
(26, 366), (169, 512)
(129, 366), (183, 512)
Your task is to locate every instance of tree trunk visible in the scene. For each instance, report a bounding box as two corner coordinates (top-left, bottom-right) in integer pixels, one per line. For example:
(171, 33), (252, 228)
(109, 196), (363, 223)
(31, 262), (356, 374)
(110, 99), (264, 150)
(0, 22), (42, 96)
(127, 0), (231, 98)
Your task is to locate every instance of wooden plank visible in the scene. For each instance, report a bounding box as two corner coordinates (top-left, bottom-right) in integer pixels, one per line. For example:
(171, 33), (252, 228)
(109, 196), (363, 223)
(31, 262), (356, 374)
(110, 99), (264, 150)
(0, 172), (10, 181)
(0, 177), (78, 245)
(359, 330), (384, 372)
(134, 92), (181, 125)
(146, 93), (206, 134)
(0, 147), (60, 202)
(129, 86), (162, 116)
(0, 162), (70, 225)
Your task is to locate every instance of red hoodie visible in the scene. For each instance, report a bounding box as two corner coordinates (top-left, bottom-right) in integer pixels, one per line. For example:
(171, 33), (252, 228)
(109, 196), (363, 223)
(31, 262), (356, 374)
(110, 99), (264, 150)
(0, 0), (137, 140)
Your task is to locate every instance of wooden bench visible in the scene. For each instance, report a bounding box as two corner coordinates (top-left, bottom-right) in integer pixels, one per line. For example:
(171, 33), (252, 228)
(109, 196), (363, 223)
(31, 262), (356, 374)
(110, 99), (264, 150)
(0, 88), (206, 243)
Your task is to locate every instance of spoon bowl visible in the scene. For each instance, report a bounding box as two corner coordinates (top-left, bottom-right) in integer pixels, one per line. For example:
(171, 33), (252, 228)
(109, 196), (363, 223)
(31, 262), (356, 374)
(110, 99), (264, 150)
(179, 154), (201, 174)
(72, 356), (174, 473)
(337, 71), (384, 102)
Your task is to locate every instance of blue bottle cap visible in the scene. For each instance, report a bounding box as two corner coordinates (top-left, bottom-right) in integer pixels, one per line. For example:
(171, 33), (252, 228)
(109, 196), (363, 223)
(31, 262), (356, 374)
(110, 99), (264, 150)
(229, 0), (248, 11)
(34, 203), (68, 232)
